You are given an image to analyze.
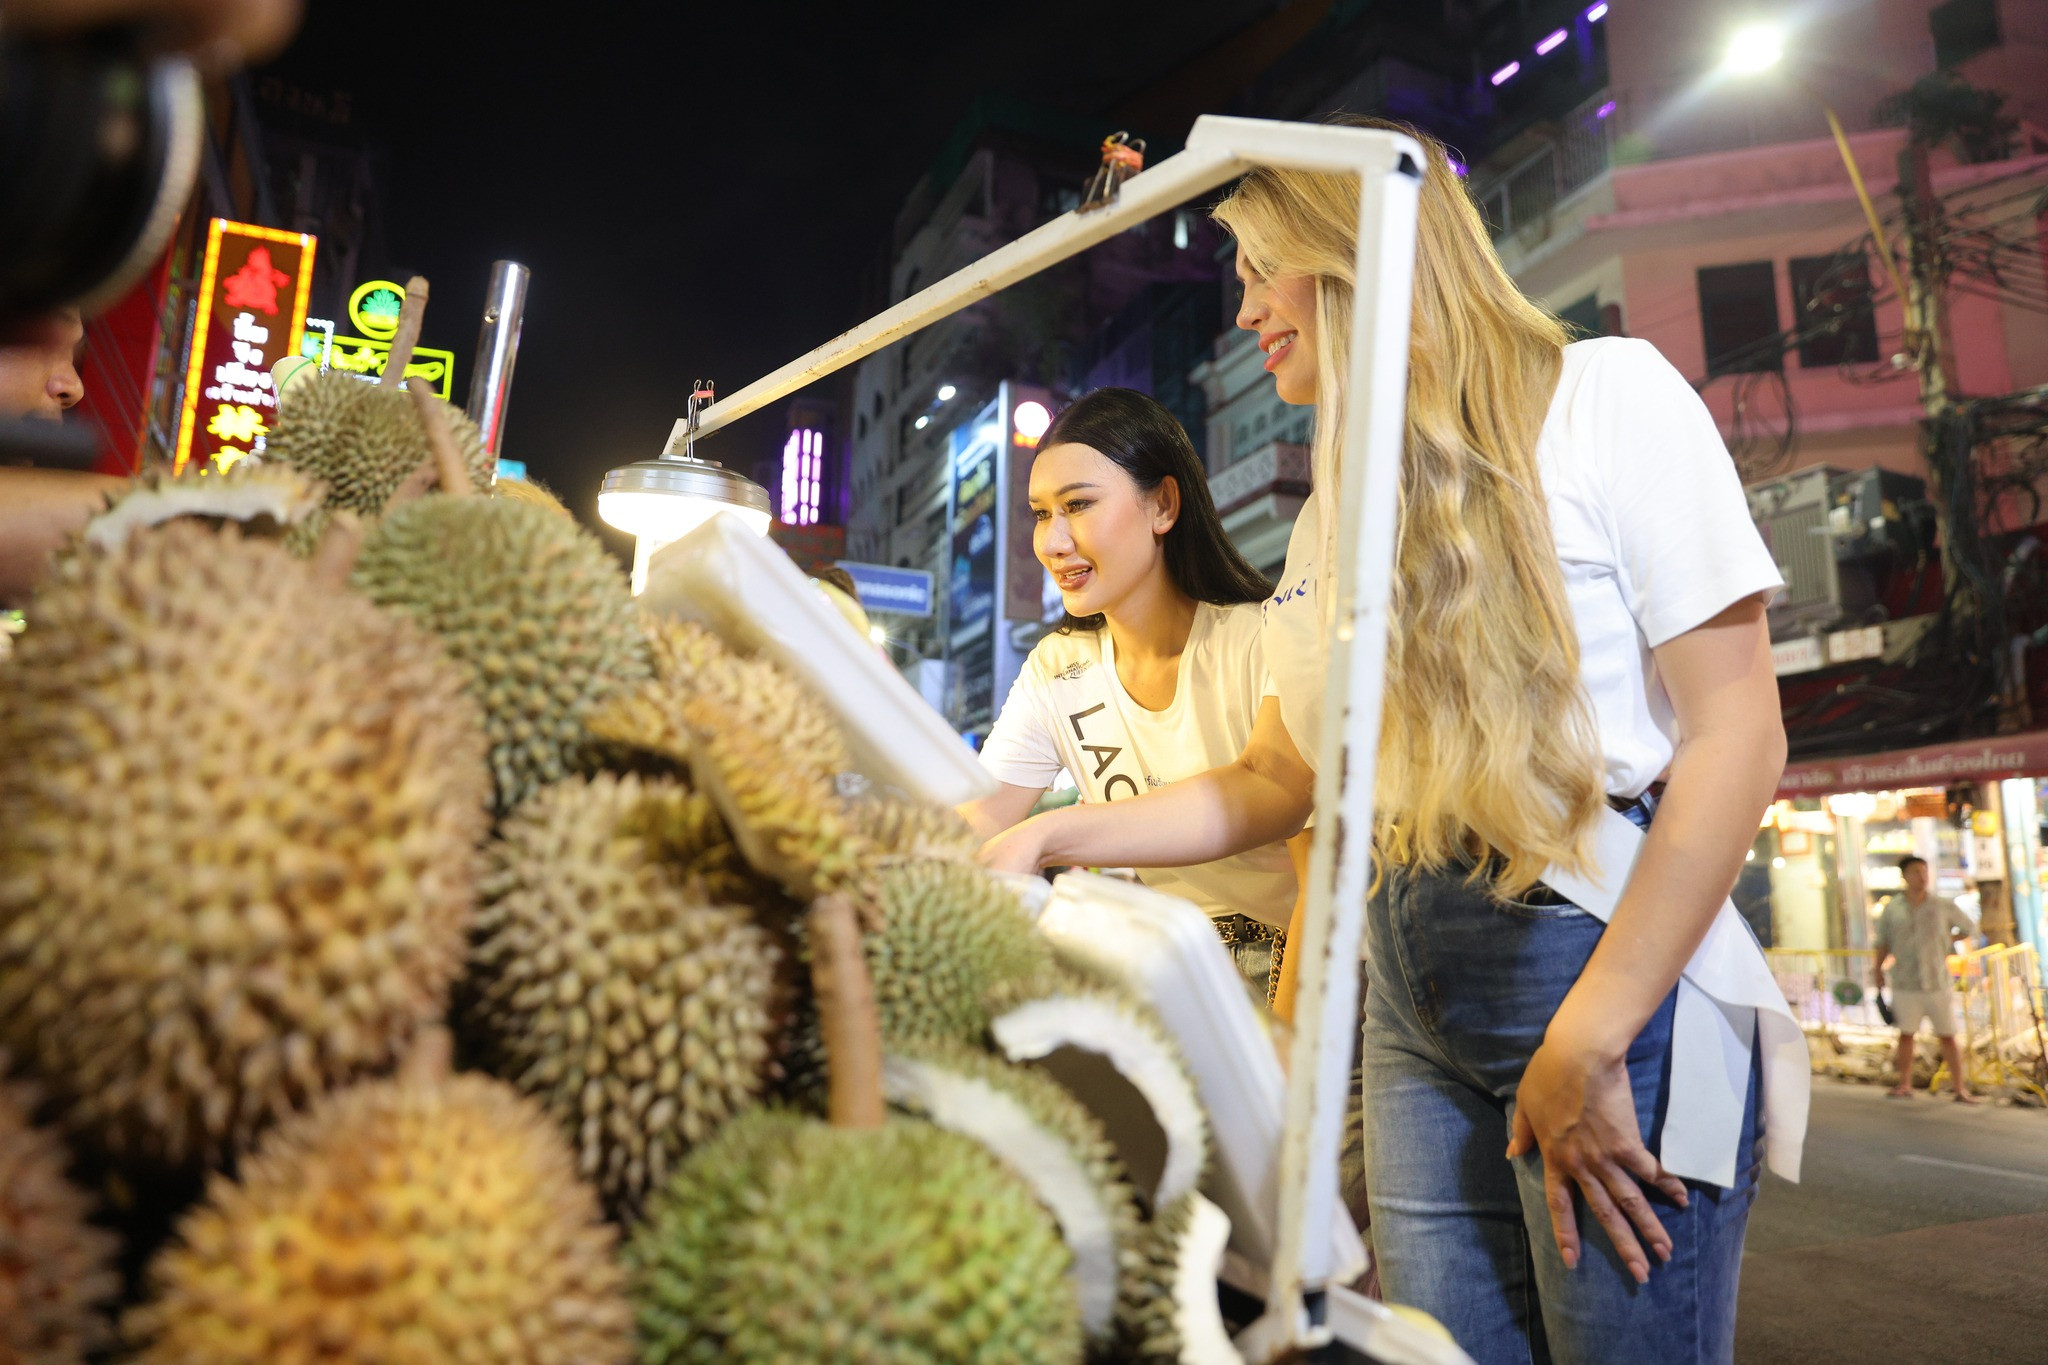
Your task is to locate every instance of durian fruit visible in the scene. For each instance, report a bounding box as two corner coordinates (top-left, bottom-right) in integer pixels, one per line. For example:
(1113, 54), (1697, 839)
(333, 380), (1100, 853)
(782, 858), (1054, 1098)
(468, 773), (786, 1217)
(126, 1035), (634, 1364)
(81, 462), (325, 550)
(847, 792), (981, 864)
(991, 975), (1210, 1214)
(351, 492), (649, 816)
(883, 1038), (1143, 1347)
(591, 618), (869, 905)
(262, 369), (492, 526)
(867, 859), (1055, 1045)
(630, 895), (1084, 1364)
(0, 520), (488, 1167)
(494, 474), (574, 519)
(0, 1062), (120, 1363)
(1113, 1191), (1237, 1365)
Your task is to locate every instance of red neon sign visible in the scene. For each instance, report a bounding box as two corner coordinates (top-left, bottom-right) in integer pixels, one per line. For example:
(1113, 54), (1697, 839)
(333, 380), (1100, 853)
(174, 219), (317, 474)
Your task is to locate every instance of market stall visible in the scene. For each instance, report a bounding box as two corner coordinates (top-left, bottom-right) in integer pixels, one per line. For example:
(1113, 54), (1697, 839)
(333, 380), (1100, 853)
(0, 119), (1472, 1364)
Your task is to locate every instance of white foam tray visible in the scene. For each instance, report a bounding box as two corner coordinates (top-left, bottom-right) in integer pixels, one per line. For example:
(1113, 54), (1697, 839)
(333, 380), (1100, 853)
(1034, 870), (1369, 1284)
(640, 512), (996, 807)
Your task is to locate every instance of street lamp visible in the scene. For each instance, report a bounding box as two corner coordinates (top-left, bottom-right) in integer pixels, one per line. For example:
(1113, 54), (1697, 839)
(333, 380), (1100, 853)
(1719, 23), (1911, 311)
(599, 381), (773, 595)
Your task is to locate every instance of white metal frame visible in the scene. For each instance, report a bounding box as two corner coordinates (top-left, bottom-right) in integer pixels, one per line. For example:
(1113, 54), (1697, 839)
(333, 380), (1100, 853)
(671, 116), (1425, 1360)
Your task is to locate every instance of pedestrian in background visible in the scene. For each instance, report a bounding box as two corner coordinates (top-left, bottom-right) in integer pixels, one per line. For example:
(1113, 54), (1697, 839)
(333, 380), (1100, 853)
(1874, 854), (1981, 1103)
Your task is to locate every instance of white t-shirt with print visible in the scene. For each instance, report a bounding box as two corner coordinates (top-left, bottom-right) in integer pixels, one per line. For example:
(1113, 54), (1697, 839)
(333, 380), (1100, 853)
(979, 601), (1297, 927)
(1263, 336), (1784, 796)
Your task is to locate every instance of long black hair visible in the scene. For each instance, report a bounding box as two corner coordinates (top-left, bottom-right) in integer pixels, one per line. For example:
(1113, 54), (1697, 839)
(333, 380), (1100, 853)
(1037, 387), (1273, 632)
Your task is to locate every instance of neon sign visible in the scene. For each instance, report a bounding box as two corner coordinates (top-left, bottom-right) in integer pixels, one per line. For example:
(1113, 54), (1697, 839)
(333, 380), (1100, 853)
(781, 428), (822, 525)
(174, 219), (317, 473)
(298, 277), (455, 397)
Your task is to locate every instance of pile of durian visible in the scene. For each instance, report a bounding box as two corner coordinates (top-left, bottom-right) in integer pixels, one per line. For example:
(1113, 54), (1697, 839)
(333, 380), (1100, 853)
(0, 310), (1226, 1364)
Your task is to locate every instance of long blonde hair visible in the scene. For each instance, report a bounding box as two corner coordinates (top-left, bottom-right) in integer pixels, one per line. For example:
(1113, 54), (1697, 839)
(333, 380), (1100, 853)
(1214, 118), (1604, 896)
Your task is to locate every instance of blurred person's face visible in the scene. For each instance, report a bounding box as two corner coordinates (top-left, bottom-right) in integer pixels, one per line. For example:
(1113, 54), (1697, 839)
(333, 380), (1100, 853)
(1903, 860), (1930, 899)
(0, 310), (85, 421)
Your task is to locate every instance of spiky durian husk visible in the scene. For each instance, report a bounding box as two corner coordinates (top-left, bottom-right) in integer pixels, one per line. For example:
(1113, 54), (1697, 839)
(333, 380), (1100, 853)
(780, 859), (1055, 1101)
(1115, 1191), (1201, 1363)
(868, 859), (1055, 1043)
(0, 1067), (119, 1364)
(493, 475), (573, 518)
(591, 619), (871, 904)
(81, 463), (324, 551)
(642, 618), (848, 781)
(883, 1038), (1144, 1348)
(847, 794), (980, 864)
(263, 370), (492, 524)
(468, 774), (786, 1217)
(126, 1067), (632, 1364)
(631, 1107), (1083, 1364)
(988, 971), (1211, 1215)
(351, 493), (649, 816)
(0, 522), (488, 1167)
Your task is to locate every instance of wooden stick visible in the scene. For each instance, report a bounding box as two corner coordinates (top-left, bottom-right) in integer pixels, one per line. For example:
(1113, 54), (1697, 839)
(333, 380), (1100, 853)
(309, 510), (363, 589)
(381, 275), (430, 388)
(408, 383), (474, 496)
(400, 1024), (454, 1086)
(808, 893), (884, 1130)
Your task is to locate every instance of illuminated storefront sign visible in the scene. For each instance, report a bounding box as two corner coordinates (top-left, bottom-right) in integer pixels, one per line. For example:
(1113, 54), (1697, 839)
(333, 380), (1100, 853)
(782, 427), (823, 525)
(300, 278), (456, 397)
(174, 219), (317, 473)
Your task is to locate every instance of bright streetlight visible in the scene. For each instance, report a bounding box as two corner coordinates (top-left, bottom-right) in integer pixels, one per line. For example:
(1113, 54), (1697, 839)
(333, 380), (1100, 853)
(936, 384), (956, 402)
(1721, 23), (1784, 75)
(1719, 23), (1911, 317)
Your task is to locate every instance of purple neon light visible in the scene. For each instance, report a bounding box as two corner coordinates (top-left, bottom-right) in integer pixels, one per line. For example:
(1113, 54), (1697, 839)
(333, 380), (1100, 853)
(783, 427), (825, 525)
(1490, 60), (1520, 86)
(1596, 99), (1617, 119)
(1449, 157), (1469, 177)
(1585, 2), (1607, 20)
(1536, 28), (1567, 54)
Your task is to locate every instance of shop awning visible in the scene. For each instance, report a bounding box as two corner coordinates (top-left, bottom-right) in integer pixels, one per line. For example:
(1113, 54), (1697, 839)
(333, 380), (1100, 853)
(1777, 729), (2048, 798)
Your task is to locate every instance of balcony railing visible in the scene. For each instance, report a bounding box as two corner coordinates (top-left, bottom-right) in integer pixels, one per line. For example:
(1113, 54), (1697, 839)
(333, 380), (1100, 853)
(1473, 91), (1615, 239)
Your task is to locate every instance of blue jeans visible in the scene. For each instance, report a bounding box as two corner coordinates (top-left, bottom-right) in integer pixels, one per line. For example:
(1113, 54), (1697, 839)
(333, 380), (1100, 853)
(1360, 854), (1763, 1365)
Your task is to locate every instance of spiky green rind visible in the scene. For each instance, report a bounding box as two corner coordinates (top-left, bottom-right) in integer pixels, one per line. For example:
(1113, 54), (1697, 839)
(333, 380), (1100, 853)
(870, 860), (1055, 1045)
(1115, 1192), (1200, 1363)
(352, 494), (650, 816)
(631, 1109), (1083, 1364)
(628, 1107), (810, 1364)
(468, 773), (785, 1218)
(886, 1037), (1146, 1350)
(780, 860), (1055, 1101)
(263, 370), (492, 521)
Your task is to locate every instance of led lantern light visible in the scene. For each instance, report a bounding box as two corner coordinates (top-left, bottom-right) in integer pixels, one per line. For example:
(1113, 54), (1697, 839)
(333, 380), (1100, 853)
(1536, 28), (1568, 55)
(1490, 61), (1521, 86)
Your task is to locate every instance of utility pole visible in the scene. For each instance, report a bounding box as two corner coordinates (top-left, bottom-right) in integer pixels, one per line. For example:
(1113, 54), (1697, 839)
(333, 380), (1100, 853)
(1895, 136), (1972, 614)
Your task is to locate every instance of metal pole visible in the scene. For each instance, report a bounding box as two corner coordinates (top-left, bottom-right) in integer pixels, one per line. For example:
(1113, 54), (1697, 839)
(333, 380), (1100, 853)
(466, 259), (530, 459)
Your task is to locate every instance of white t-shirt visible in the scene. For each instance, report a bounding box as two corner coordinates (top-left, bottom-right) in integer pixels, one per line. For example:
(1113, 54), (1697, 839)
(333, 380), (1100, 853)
(979, 601), (1297, 927)
(1264, 336), (1784, 796)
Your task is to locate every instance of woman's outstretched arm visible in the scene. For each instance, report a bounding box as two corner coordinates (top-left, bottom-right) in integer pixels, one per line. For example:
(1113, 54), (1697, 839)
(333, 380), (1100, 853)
(980, 695), (1315, 874)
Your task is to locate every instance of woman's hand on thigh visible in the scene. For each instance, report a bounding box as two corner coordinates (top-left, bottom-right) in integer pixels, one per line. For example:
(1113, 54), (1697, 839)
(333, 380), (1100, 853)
(1507, 1034), (1689, 1285)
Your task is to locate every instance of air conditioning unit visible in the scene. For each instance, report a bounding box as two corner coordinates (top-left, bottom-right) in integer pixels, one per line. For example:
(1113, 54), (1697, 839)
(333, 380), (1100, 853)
(1745, 466), (1930, 642)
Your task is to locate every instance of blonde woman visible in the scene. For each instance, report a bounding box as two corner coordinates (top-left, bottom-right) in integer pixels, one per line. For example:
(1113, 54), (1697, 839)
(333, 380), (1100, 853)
(983, 119), (1798, 1363)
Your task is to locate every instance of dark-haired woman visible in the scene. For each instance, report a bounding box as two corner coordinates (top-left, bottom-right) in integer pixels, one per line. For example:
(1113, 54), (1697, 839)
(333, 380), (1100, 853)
(961, 387), (1304, 995)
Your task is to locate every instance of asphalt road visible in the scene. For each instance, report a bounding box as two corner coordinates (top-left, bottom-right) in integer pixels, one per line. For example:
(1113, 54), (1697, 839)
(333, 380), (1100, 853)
(1736, 1078), (2048, 1363)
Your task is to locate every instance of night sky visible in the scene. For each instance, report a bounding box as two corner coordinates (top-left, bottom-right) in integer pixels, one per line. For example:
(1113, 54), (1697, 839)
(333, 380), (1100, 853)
(256, 2), (1271, 550)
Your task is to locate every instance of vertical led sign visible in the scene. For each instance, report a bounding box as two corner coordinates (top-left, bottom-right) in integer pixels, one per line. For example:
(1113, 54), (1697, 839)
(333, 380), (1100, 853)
(174, 220), (317, 473)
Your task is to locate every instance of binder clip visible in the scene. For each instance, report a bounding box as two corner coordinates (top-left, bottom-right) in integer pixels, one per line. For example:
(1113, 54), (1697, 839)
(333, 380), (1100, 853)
(1079, 132), (1146, 213)
(683, 380), (714, 459)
